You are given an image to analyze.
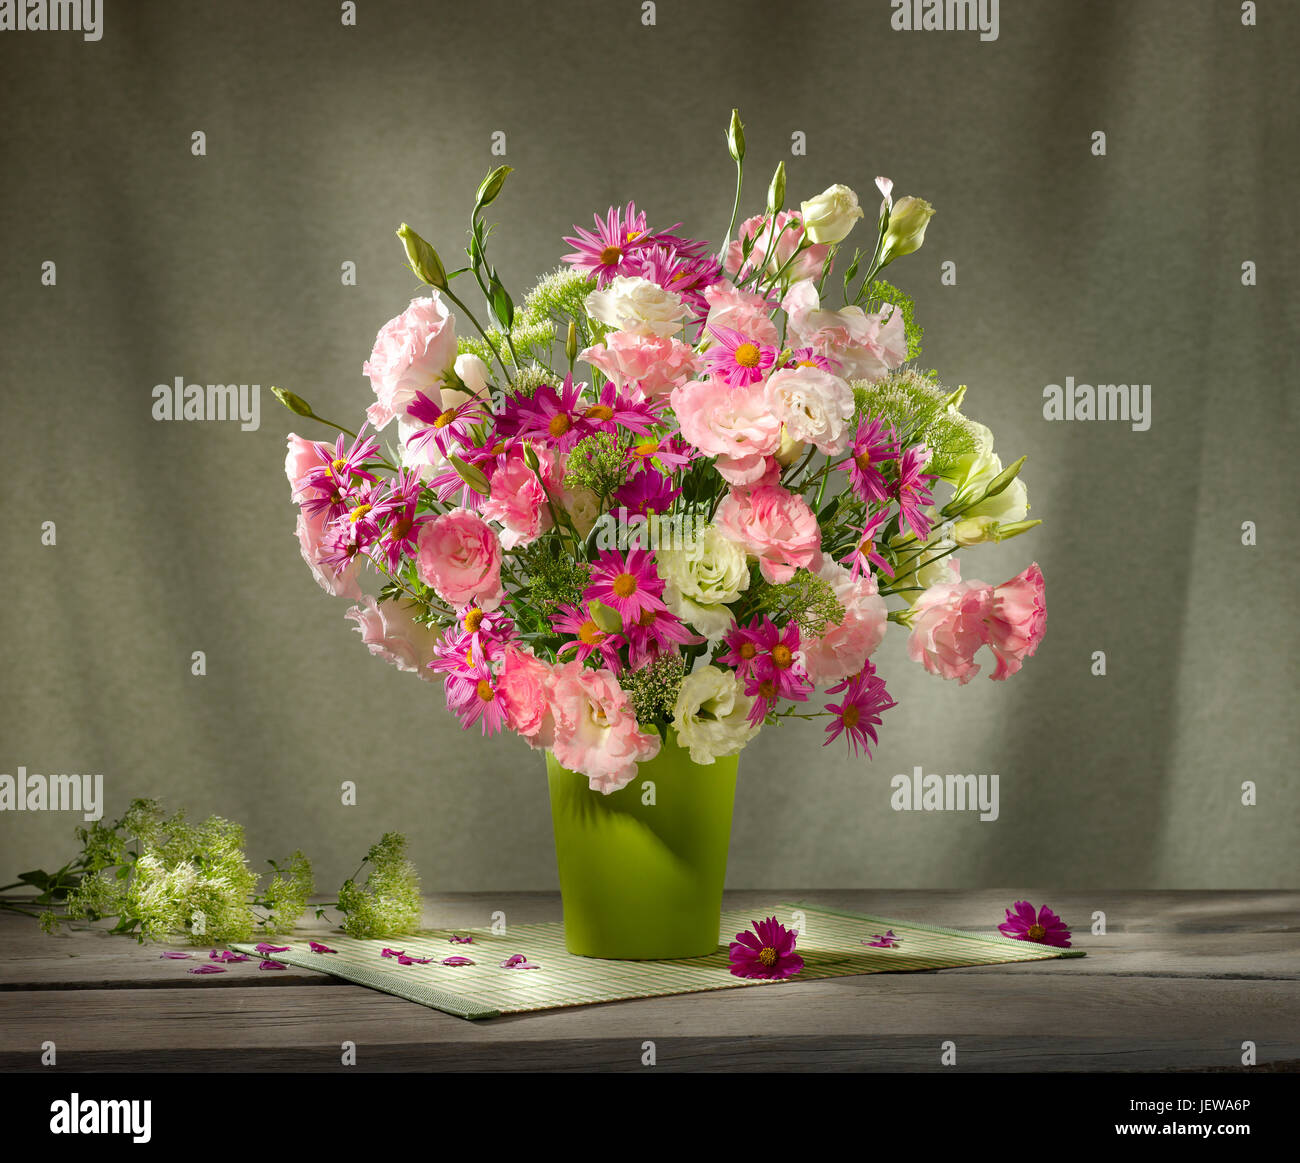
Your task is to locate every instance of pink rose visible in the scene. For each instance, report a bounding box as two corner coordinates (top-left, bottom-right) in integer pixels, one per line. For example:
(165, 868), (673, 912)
(986, 563), (1046, 680)
(906, 572), (995, 685)
(701, 280), (780, 347)
(724, 212), (828, 284)
(549, 661), (661, 794)
(670, 379), (782, 486)
(363, 294), (458, 430)
(580, 331), (702, 399)
(782, 280), (907, 382)
(497, 645), (556, 746)
(345, 596), (438, 679)
(295, 509), (362, 599)
(481, 455), (552, 549)
(415, 509), (504, 611)
(714, 485), (821, 584)
(285, 434), (329, 503)
(799, 558), (888, 685)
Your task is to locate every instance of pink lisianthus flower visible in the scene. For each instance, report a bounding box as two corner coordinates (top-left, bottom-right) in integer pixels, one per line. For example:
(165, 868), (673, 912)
(415, 508), (504, 611)
(580, 331), (702, 399)
(985, 563), (1047, 680)
(548, 661), (662, 794)
(285, 434), (331, 503)
(714, 485), (821, 584)
(724, 212), (828, 284)
(906, 569), (996, 684)
(363, 294), (459, 430)
(701, 280), (780, 347)
(496, 644), (556, 747)
(295, 508), (363, 599)
(344, 596), (439, 679)
(781, 279), (907, 382)
(481, 454), (552, 549)
(670, 379), (782, 486)
(798, 557), (889, 686)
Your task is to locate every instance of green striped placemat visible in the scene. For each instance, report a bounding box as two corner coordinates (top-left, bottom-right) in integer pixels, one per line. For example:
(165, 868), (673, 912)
(232, 902), (1083, 1020)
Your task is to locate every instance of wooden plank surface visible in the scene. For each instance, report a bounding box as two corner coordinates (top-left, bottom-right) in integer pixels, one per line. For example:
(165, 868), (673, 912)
(1, 891), (1296, 1072)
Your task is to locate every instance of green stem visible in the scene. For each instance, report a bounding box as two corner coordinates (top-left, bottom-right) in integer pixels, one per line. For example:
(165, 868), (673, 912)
(442, 286), (514, 385)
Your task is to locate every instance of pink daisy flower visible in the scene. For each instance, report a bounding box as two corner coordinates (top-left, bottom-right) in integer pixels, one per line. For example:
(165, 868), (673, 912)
(784, 347), (839, 374)
(703, 324), (777, 388)
(751, 617), (810, 701)
(317, 517), (372, 576)
(445, 663), (507, 736)
(840, 417), (899, 504)
(728, 916), (803, 980)
(896, 443), (937, 542)
(374, 469), (432, 571)
(719, 620), (768, 680)
(583, 548), (668, 623)
(624, 607), (703, 669)
(300, 425), (380, 496)
(561, 203), (651, 286)
(823, 664), (896, 758)
(998, 901), (1072, 948)
(611, 471), (679, 517)
(840, 506), (894, 580)
(404, 389), (484, 462)
(552, 603), (625, 669)
(625, 432), (696, 476)
(579, 382), (663, 439)
(499, 376), (588, 452)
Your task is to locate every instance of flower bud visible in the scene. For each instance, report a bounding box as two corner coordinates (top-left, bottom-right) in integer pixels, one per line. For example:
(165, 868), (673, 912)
(880, 196), (935, 263)
(773, 425), (805, 466)
(952, 516), (999, 546)
(727, 109), (745, 163)
(589, 599), (624, 634)
(475, 165), (513, 211)
(448, 454), (490, 496)
(993, 518), (1042, 542)
(983, 454), (1026, 499)
(396, 223), (447, 289)
(271, 385), (314, 417)
(565, 320), (578, 364)
(767, 162), (786, 215)
(799, 183), (864, 244)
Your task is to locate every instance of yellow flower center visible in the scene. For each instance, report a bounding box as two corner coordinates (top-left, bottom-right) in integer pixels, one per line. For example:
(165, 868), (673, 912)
(1027, 923), (1046, 942)
(584, 404), (615, 421)
(758, 946), (778, 967)
(842, 705), (861, 728)
(578, 620), (605, 645)
(758, 679), (777, 700)
(633, 439), (658, 459)
(734, 342), (762, 369)
(739, 642), (757, 660)
(638, 609), (657, 627)
(612, 573), (638, 598)
(771, 644), (793, 669)
(476, 679), (495, 702)
(796, 359), (819, 368)
(600, 244), (623, 266)
(388, 516), (412, 540)
(331, 457), (348, 474)
(549, 413), (572, 438)
(625, 230), (644, 243)
(492, 440), (506, 455)
(463, 608), (484, 633)
(433, 411), (455, 428)
(348, 504), (372, 523)
(855, 452), (875, 471)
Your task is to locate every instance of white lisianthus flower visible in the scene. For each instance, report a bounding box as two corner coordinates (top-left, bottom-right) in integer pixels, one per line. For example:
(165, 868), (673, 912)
(450, 352), (491, 405)
(945, 422), (1029, 523)
(561, 485), (602, 537)
(585, 276), (691, 338)
(799, 183), (864, 244)
(657, 525), (750, 640)
(766, 366), (856, 455)
(672, 666), (759, 765)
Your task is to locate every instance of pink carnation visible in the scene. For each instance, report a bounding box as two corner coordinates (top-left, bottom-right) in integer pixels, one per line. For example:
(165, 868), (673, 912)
(782, 280), (907, 383)
(481, 456), (552, 549)
(497, 645), (556, 746)
(799, 558), (889, 685)
(549, 661), (661, 794)
(715, 485), (821, 584)
(724, 212), (828, 284)
(906, 571), (995, 685)
(345, 596), (438, 679)
(701, 281), (780, 347)
(285, 434), (329, 503)
(363, 294), (458, 430)
(580, 331), (702, 400)
(415, 508), (504, 611)
(295, 508), (362, 599)
(670, 379), (782, 486)
(986, 563), (1047, 680)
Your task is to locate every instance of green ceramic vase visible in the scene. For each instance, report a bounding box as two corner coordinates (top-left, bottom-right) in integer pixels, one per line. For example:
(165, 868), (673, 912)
(545, 728), (738, 959)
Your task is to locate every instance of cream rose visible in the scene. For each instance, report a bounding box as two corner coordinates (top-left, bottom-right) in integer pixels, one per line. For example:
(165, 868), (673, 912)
(799, 184), (864, 244)
(657, 525), (751, 640)
(671, 666), (759, 765)
(585, 276), (691, 338)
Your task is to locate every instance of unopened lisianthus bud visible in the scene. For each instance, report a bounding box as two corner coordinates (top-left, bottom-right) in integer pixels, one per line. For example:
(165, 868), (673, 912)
(397, 223), (447, 289)
(799, 184), (864, 245)
(767, 162), (787, 215)
(952, 516), (999, 546)
(475, 165), (513, 211)
(727, 109), (746, 163)
(774, 426), (805, 467)
(880, 196), (935, 264)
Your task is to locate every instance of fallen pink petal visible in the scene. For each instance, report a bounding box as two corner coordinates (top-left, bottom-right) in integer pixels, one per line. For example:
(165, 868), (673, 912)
(500, 954), (527, 967)
(864, 930), (901, 948)
(159, 951), (192, 959)
(254, 942), (290, 954)
(219, 951), (251, 962)
(380, 948), (405, 958)
(308, 941), (337, 953)
(448, 935), (474, 944)
(187, 965), (226, 975)
(258, 959), (287, 970)
(396, 954), (433, 965)
(441, 956), (475, 966)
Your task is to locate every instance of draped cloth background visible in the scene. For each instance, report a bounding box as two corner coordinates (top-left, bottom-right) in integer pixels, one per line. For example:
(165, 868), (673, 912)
(0, 0), (1295, 889)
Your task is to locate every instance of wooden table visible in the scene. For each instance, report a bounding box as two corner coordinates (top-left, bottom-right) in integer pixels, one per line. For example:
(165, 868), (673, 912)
(2, 890), (1296, 1072)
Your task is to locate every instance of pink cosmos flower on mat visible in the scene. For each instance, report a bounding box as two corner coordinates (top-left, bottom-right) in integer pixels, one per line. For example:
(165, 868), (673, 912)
(728, 916), (804, 980)
(998, 901), (1072, 948)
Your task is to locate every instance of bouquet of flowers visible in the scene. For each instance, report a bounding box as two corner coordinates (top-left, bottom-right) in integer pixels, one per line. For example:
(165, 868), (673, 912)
(277, 111), (1046, 795)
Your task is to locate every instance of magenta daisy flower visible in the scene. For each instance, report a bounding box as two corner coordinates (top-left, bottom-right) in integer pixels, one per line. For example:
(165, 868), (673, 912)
(625, 432), (696, 475)
(552, 603), (625, 669)
(752, 618), (810, 701)
(501, 376), (588, 452)
(301, 425), (380, 495)
(374, 469), (432, 571)
(728, 916), (803, 980)
(840, 417), (899, 504)
(624, 607), (703, 668)
(580, 382), (663, 439)
(612, 470), (679, 517)
(719, 620), (768, 680)
(840, 506), (893, 580)
(703, 324), (776, 388)
(444, 663), (507, 736)
(896, 443), (937, 541)
(823, 664), (896, 758)
(318, 517), (372, 576)
(404, 390), (484, 462)
(744, 671), (781, 727)
(784, 347), (839, 374)
(998, 901), (1072, 948)
(561, 203), (651, 286)
(583, 548), (668, 623)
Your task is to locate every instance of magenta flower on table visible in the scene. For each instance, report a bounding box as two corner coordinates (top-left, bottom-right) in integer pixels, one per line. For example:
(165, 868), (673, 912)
(308, 942), (337, 954)
(703, 324), (777, 388)
(999, 901), (1071, 948)
(729, 916), (804, 980)
(823, 664), (896, 757)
